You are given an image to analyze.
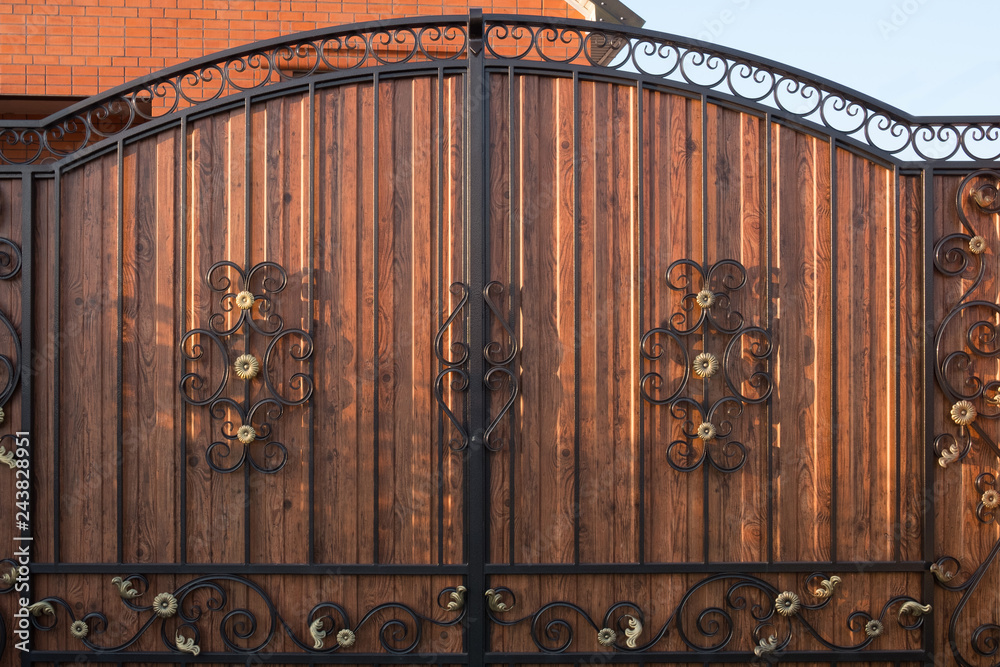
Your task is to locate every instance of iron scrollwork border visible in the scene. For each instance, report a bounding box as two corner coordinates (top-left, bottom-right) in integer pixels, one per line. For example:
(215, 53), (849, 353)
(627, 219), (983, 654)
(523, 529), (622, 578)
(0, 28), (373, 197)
(640, 258), (772, 473)
(4, 15), (1000, 166)
(485, 574), (929, 658)
(27, 575), (466, 657)
(180, 261), (313, 474)
(931, 169), (1000, 667)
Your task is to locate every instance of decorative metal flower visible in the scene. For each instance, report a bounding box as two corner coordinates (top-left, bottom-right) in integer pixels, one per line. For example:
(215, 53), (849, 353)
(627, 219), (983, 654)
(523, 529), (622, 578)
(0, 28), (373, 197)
(774, 591), (801, 617)
(696, 421), (716, 441)
(152, 592), (178, 618)
(695, 289), (716, 309)
(234, 354), (260, 381)
(336, 628), (356, 648)
(864, 619), (883, 638)
(597, 627), (617, 647)
(237, 424), (257, 444)
(235, 290), (256, 310)
(692, 352), (719, 378)
(969, 235), (987, 254)
(70, 620), (89, 639)
(983, 489), (1000, 509)
(951, 400), (977, 426)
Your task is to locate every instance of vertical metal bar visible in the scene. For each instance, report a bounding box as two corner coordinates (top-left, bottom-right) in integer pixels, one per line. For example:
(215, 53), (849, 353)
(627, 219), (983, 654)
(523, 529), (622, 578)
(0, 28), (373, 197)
(466, 10), (488, 666)
(572, 70), (581, 566)
(921, 166), (935, 667)
(117, 142), (125, 565)
(764, 114), (773, 565)
(244, 97), (252, 566)
(437, 67), (445, 567)
(481, 59), (496, 571)
(700, 94), (709, 564)
(53, 167), (60, 565)
(179, 116), (188, 564)
(829, 137), (837, 564)
(19, 171), (33, 660)
(507, 63), (516, 567)
(307, 81), (316, 565)
(372, 70), (381, 565)
(636, 79), (644, 566)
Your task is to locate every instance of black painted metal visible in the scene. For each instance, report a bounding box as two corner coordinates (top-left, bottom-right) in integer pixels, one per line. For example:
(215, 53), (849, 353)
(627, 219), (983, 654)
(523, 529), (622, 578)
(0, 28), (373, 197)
(179, 261), (315, 475)
(1, 10), (997, 667)
(466, 10), (489, 666)
(928, 169), (1000, 667)
(639, 259), (772, 474)
(485, 573), (931, 656)
(2, 14), (1000, 166)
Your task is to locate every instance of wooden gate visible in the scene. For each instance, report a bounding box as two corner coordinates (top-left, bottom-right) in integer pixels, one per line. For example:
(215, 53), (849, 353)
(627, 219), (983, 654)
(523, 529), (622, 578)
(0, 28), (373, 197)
(0, 12), (998, 666)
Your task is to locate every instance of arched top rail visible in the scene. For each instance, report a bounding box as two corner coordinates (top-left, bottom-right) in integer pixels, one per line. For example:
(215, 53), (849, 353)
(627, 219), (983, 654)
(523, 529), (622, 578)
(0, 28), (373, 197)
(2, 11), (998, 166)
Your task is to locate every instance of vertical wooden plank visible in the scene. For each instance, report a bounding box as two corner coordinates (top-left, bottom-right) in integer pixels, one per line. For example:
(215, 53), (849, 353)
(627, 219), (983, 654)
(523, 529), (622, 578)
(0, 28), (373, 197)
(834, 148), (895, 563)
(184, 109), (246, 564)
(29, 177), (55, 565)
(442, 72), (466, 566)
(121, 130), (180, 564)
(704, 104), (768, 563)
(313, 81), (374, 566)
(770, 123), (831, 562)
(514, 74), (576, 565)
(58, 152), (120, 564)
(487, 71), (512, 565)
(898, 173), (924, 563)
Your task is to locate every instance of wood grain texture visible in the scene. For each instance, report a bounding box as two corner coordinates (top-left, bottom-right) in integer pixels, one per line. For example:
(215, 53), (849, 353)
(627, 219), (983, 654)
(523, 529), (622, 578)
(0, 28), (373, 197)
(6, 67), (972, 666)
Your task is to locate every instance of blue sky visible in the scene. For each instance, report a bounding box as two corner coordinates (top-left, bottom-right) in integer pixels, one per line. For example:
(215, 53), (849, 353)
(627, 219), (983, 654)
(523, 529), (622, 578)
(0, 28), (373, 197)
(624, 0), (998, 117)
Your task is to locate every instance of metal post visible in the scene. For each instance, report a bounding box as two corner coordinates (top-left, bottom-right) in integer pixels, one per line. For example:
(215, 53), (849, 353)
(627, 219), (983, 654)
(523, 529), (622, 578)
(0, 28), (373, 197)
(466, 9), (488, 667)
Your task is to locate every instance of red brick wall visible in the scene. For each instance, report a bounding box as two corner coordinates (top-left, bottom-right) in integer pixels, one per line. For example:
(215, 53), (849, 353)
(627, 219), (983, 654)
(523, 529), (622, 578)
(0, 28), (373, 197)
(0, 0), (582, 97)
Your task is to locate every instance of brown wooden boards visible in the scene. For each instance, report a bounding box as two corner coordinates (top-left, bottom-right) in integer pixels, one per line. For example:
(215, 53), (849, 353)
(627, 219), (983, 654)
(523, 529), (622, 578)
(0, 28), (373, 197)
(0, 63), (992, 667)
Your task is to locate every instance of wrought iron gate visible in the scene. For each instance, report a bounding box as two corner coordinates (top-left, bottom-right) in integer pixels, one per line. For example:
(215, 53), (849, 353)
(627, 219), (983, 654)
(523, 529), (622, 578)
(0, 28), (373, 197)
(0, 11), (999, 667)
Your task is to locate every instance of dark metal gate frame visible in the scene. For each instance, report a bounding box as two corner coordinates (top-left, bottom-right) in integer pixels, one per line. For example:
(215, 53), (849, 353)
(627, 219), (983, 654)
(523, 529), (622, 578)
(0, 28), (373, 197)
(0, 10), (998, 666)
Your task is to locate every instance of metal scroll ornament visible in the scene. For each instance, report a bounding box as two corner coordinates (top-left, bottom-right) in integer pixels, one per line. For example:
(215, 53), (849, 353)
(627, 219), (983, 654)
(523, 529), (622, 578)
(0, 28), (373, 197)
(180, 261), (313, 474)
(483, 280), (518, 451)
(931, 473), (1000, 667)
(640, 259), (772, 473)
(485, 573), (928, 656)
(930, 169), (1000, 667)
(0, 196), (21, 426)
(28, 575), (466, 656)
(932, 170), (1000, 467)
(433, 280), (520, 452)
(434, 282), (471, 450)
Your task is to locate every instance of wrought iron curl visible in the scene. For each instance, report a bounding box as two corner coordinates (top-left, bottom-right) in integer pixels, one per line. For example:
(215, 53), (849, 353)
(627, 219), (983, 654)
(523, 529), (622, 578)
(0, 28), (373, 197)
(932, 170), (1000, 466)
(0, 197), (22, 414)
(482, 281), (519, 452)
(642, 258), (769, 474)
(0, 20), (471, 164)
(29, 576), (466, 656)
(180, 261), (311, 474)
(486, 574), (927, 655)
(434, 282), (470, 451)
